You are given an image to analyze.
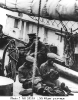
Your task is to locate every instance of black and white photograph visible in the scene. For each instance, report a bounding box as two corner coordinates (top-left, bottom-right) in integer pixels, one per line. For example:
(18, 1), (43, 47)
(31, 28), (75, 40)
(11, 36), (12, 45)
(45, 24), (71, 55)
(0, 0), (78, 100)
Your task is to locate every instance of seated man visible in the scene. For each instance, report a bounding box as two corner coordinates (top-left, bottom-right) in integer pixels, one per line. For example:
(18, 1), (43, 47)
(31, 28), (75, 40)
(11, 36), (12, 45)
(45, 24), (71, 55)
(40, 58), (60, 87)
(18, 56), (42, 95)
(39, 57), (73, 96)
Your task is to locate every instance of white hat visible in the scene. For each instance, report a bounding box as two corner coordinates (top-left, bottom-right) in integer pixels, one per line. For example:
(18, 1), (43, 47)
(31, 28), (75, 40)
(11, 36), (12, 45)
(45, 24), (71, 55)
(47, 53), (64, 63)
(26, 56), (34, 63)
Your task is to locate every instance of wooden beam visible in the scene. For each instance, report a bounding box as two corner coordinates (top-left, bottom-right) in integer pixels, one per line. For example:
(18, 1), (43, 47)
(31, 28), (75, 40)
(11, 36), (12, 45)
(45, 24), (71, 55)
(53, 63), (78, 83)
(55, 32), (66, 38)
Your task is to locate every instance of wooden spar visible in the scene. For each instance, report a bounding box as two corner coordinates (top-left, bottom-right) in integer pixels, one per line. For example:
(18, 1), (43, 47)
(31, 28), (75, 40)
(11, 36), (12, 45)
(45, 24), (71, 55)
(0, 1), (78, 21)
(0, 4), (51, 19)
(53, 63), (78, 83)
(55, 32), (66, 38)
(47, 53), (78, 82)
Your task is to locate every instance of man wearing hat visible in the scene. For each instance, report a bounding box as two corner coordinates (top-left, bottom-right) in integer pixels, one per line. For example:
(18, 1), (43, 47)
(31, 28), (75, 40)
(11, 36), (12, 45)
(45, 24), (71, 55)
(26, 33), (36, 48)
(18, 56), (43, 95)
(27, 34), (47, 68)
(17, 33), (37, 70)
(40, 58), (60, 87)
(39, 55), (72, 96)
(18, 33), (37, 60)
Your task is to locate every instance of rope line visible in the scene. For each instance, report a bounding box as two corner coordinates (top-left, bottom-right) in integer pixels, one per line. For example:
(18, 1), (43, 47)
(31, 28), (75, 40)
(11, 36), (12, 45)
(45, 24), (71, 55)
(32, 0), (42, 95)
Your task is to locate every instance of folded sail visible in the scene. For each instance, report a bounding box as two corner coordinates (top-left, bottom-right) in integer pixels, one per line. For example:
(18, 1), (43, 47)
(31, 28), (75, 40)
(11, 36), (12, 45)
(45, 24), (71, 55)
(57, 0), (78, 21)
(0, 0), (33, 13)
(32, 0), (47, 16)
(0, 0), (78, 21)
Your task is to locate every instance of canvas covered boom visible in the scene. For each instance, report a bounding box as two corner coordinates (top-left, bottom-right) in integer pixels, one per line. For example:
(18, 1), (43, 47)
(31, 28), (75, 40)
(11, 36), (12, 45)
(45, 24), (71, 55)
(0, 0), (78, 21)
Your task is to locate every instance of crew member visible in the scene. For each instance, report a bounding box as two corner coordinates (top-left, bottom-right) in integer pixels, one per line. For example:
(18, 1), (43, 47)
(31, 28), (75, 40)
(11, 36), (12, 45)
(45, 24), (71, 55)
(18, 56), (42, 95)
(40, 58), (60, 87)
(26, 33), (36, 47)
(39, 55), (73, 96)
(27, 36), (48, 68)
(17, 33), (36, 70)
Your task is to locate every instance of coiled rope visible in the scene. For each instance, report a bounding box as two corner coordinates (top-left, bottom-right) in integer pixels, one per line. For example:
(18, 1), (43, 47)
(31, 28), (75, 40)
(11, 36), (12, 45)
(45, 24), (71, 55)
(2, 39), (19, 80)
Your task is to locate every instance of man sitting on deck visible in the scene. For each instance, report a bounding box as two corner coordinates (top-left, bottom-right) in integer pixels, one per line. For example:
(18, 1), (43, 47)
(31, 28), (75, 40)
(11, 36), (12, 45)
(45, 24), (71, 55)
(39, 55), (73, 96)
(18, 56), (42, 96)
(40, 58), (60, 87)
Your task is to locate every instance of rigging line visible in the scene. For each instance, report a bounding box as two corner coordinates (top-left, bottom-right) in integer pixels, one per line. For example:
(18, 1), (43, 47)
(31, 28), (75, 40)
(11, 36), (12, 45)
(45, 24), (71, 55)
(56, 10), (68, 33)
(72, 28), (78, 32)
(59, 20), (68, 33)
(32, 0), (42, 96)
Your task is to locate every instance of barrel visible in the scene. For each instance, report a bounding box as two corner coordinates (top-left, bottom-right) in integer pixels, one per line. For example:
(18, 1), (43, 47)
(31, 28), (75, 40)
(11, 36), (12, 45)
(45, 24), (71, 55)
(0, 76), (14, 96)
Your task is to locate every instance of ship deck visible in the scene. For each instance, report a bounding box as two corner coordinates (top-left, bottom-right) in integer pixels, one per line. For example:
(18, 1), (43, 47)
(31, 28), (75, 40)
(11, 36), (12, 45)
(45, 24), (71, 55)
(0, 49), (78, 97)
(13, 75), (78, 97)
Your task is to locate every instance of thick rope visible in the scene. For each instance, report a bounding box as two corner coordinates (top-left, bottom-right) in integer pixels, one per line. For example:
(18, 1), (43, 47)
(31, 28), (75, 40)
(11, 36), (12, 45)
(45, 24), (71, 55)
(2, 39), (19, 78)
(32, 0), (42, 95)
